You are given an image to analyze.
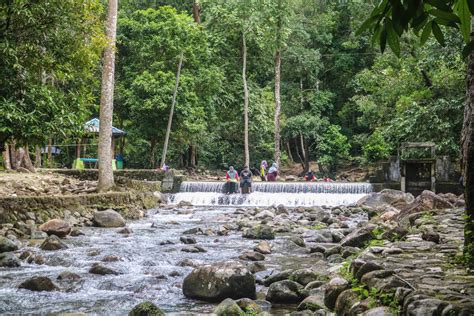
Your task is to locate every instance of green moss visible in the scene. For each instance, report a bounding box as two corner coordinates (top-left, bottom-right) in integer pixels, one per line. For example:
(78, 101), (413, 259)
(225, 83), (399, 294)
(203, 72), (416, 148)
(128, 301), (164, 316)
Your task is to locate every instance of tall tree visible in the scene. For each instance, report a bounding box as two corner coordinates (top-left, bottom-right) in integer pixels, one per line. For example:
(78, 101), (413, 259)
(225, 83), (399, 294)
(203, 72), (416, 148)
(359, 0), (474, 266)
(98, 0), (119, 192)
(273, 0), (284, 166)
(161, 52), (184, 167)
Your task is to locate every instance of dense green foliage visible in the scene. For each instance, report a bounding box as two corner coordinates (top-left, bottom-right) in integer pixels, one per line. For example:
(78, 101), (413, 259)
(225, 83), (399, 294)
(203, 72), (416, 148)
(0, 0), (467, 174)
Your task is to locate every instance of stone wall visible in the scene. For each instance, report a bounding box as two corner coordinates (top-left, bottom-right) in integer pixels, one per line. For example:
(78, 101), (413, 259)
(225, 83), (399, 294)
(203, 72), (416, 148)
(41, 169), (168, 181)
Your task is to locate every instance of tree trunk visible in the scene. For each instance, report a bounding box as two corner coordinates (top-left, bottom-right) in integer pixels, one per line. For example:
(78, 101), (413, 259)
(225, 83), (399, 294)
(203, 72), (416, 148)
(461, 17), (474, 266)
(192, 0), (200, 24)
(161, 51), (184, 168)
(242, 32), (250, 167)
(274, 49), (282, 166)
(47, 138), (52, 167)
(97, 0), (118, 192)
(2, 143), (11, 170)
(294, 137), (304, 168)
(285, 141), (293, 162)
(22, 146), (35, 172)
(300, 134), (310, 174)
(190, 145), (196, 168)
(35, 145), (41, 168)
(150, 139), (157, 168)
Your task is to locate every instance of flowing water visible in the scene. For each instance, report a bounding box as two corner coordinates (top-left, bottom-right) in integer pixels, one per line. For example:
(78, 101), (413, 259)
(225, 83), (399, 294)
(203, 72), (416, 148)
(0, 181), (371, 315)
(171, 181), (372, 207)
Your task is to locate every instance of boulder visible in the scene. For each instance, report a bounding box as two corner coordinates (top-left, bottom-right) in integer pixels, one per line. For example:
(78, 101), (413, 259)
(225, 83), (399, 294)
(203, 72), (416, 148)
(363, 307), (394, 316)
(357, 189), (414, 209)
(0, 252), (21, 267)
(182, 261), (256, 302)
(40, 235), (68, 251)
(297, 295), (326, 311)
(340, 224), (376, 248)
(398, 191), (454, 219)
(239, 251), (265, 261)
(266, 280), (307, 304)
(248, 262), (266, 273)
(214, 298), (243, 316)
(118, 227), (133, 235)
(39, 219), (71, 238)
(0, 236), (19, 253)
(254, 240), (272, 254)
(290, 236), (306, 247)
(129, 301), (165, 316)
(255, 210), (275, 220)
(70, 228), (85, 237)
(355, 262), (384, 281)
(324, 277), (349, 310)
(181, 245), (206, 253)
(182, 227), (203, 235)
(19, 276), (58, 292)
(422, 231), (440, 243)
(236, 298), (263, 313)
(93, 209), (125, 228)
(243, 225), (275, 240)
(180, 236), (196, 244)
(89, 263), (119, 275)
(335, 289), (366, 316)
(263, 270), (292, 287)
(57, 271), (81, 281)
(290, 269), (324, 286)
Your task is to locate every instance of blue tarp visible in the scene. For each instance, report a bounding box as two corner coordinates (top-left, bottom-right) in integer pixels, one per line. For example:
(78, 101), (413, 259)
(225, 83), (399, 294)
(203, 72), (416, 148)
(85, 118), (126, 136)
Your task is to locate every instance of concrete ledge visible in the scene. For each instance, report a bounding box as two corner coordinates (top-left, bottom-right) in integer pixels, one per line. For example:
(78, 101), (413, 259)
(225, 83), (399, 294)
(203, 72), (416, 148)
(39, 168), (168, 181)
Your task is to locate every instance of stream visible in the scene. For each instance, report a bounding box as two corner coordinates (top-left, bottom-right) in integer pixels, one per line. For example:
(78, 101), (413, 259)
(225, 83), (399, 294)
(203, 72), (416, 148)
(0, 181), (371, 315)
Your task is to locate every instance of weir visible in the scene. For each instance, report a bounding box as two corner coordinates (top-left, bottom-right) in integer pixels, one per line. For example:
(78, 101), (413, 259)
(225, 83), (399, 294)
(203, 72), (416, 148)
(170, 181), (372, 207)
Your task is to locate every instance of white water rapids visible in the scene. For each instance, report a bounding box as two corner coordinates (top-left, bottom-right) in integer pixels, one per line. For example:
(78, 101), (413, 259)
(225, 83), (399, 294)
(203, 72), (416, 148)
(169, 181), (372, 207)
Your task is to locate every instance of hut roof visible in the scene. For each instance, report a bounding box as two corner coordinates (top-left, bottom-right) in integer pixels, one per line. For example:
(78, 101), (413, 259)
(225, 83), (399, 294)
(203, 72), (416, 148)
(85, 118), (126, 136)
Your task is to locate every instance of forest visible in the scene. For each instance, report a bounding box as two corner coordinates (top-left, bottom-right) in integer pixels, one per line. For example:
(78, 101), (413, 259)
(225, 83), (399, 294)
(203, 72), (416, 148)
(0, 0), (468, 176)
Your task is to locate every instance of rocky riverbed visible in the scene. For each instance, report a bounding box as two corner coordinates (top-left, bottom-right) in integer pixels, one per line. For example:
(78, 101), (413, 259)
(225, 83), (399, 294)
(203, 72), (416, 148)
(0, 189), (473, 315)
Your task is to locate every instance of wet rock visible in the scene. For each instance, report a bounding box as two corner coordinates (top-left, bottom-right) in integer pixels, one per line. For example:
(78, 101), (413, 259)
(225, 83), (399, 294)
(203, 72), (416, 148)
(297, 295), (326, 311)
(102, 255), (121, 262)
(291, 236), (306, 247)
(363, 307), (393, 316)
(324, 245), (342, 257)
(93, 209), (125, 228)
(361, 270), (412, 292)
(0, 236), (19, 253)
(19, 251), (31, 260)
(291, 269), (325, 286)
(236, 298), (263, 313)
(331, 231), (345, 243)
(19, 276), (58, 292)
(177, 200), (193, 207)
(40, 235), (68, 251)
(263, 270), (292, 286)
(30, 231), (48, 239)
(405, 298), (449, 315)
(39, 219), (71, 238)
(169, 271), (181, 277)
(182, 227), (203, 235)
(159, 240), (174, 245)
(181, 245), (206, 253)
(183, 261), (256, 302)
(266, 280), (307, 304)
(180, 236), (196, 244)
(0, 252), (21, 267)
(214, 298), (243, 315)
(305, 280), (325, 291)
(340, 224), (376, 248)
(309, 245), (327, 254)
(87, 249), (101, 256)
(243, 225), (275, 240)
(327, 254), (344, 264)
(355, 262), (384, 281)
(57, 271), (81, 281)
(255, 210), (275, 220)
(341, 246), (360, 258)
(248, 262), (266, 273)
(324, 277), (349, 310)
(335, 289), (366, 316)
(254, 240), (272, 254)
(177, 258), (199, 267)
(129, 301), (165, 316)
(70, 228), (85, 237)
(89, 263), (119, 275)
(422, 231), (440, 243)
(381, 226), (408, 241)
(239, 251), (265, 261)
(118, 227), (133, 235)
(358, 189), (414, 209)
(28, 254), (45, 265)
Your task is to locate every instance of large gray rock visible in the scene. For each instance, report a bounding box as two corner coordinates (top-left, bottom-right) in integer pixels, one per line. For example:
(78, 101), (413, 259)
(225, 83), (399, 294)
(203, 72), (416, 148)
(324, 277), (349, 310)
(335, 289), (367, 316)
(357, 189), (414, 209)
(243, 225), (275, 240)
(19, 276), (58, 292)
(297, 295), (325, 311)
(0, 252), (21, 267)
(263, 270), (292, 286)
(129, 301), (165, 316)
(340, 224), (376, 248)
(0, 236), (19, 253)
(39, 219), (71, 238)
(40, 235), (68, 251)
(290, 269), (325, 286)
(183, 261), (256, 302)
(266, 280), (307, 304)
(93, 209), (125, 228)
(398, 190), (454, 220)
(214, 298), (243, 316)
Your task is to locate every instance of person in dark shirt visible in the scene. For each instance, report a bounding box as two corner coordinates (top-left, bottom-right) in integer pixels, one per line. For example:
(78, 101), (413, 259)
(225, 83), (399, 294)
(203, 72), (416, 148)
(304, 170), (316, 181)
(240, 166), (253, 194)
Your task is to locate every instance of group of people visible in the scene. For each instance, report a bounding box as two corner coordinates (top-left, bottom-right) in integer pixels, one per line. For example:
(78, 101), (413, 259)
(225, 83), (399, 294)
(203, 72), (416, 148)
(224, 160), (279, 194)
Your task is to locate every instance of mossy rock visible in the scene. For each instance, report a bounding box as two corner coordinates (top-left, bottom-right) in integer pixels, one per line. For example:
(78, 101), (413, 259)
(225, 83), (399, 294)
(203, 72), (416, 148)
(128, 301), (164, 316)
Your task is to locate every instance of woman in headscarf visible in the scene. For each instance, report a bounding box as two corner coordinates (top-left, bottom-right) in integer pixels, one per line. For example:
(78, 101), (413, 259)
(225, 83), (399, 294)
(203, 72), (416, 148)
(267, 163), (278, 182)
(240, 165), (253, 194)
(260, 160), (268, 181)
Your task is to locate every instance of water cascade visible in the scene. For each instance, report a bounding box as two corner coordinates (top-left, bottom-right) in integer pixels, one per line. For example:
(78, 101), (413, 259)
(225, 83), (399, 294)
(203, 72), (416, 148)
(170, 181), (372, 207)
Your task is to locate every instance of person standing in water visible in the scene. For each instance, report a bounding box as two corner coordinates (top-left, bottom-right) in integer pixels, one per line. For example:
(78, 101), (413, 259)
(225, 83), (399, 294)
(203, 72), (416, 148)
(240, 166), (253, 193)
(267, 163), (279, 182)
(225, 166), (239, 194)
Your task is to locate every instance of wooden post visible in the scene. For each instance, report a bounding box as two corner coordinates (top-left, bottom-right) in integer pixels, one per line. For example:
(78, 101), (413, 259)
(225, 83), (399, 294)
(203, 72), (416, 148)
(47, 138), (53, 166)
(35, 145), (42, 168)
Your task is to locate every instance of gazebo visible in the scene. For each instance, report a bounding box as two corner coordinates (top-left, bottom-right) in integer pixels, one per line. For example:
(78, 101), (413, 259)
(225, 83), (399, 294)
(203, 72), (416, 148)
(72, 118), (126, 169)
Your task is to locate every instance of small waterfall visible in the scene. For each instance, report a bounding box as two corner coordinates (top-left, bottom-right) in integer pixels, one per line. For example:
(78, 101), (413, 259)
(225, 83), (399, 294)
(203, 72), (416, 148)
(170, 181), (372, 207)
